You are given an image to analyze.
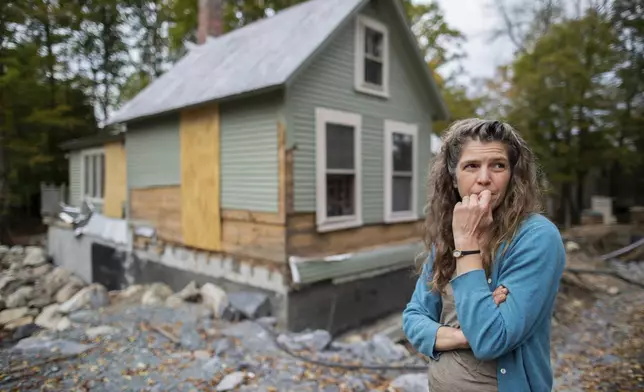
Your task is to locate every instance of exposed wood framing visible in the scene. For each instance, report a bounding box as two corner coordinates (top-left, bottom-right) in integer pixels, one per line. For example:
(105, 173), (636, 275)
(180, 104), (221, 252)
(287, 213), (423, 258)
(133, 208), (287, 266)
(221, 209), (286, 263)
(130, 186), (182, 243)
(103, 141), (127, 219)
(221, 210), (284, 225)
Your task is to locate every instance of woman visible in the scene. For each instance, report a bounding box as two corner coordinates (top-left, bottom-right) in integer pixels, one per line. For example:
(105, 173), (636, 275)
(402, 119), (566, 392)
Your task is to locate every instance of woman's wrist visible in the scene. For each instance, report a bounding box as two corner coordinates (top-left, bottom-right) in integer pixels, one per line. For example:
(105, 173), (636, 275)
(454, 235), (480, 250)
(453, 329), (469, 349)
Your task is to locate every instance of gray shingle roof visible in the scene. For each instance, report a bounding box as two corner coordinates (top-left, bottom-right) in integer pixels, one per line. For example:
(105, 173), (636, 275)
(106, 0), (449, 125)
(106, 0), (365, 125)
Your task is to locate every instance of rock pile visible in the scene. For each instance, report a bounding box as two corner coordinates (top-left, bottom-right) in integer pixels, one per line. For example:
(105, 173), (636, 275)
(0, 245), (96, 333)
(0, 245), (270, 341)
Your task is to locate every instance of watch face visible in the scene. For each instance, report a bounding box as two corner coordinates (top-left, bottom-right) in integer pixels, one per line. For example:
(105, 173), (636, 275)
(453, 250), (462, 258)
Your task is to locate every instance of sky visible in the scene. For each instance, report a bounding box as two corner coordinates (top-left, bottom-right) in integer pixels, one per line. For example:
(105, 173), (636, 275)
(421, 0), (517, 84)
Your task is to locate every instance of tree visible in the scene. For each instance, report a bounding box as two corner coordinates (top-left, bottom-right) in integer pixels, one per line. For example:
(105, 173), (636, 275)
(487, 0), (566, 54)
(165, 0), (309, 56)
(503, 9), (621, 226)
(605, 0), (644, 200)
(0, 0), (97, 241)
(68, 0), (130, 122)
(401, 0), (484, 133)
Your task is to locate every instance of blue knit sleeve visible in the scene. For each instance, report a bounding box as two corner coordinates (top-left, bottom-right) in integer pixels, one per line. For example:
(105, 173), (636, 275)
(402, 254), (444, 360)
(450, 216), (566, 361)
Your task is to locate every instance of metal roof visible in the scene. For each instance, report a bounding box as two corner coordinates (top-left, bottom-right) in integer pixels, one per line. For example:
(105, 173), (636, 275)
(106, 0), (365, 125)
(106, 0), (449, 125)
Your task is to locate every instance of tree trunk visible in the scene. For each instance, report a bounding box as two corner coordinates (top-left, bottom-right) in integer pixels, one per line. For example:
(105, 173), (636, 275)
(576, 171), (587, 224)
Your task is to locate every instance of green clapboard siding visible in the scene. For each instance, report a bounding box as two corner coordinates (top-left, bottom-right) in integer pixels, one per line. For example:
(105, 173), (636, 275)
(68, 151), (82, 207)
(125, 114), (181, 188)
(286, 1), (434, 223)
(220, 94), (282, 212)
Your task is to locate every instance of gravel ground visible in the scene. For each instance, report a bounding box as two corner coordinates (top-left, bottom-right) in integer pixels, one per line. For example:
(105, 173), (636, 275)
(2, 270), (644, 391)
(552, 283), (644, 392)
(0, 303), (425, 392)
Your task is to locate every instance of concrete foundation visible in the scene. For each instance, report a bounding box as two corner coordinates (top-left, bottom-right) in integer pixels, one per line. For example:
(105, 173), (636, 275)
(287, 266), (417, 335)
(46, 221), (418, 335)
(46, 223), (127, 284)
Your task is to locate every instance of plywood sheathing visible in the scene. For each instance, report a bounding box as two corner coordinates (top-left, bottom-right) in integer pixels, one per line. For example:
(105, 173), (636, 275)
(103, 141), (127, 219)
(180, 104), (222, 252)
(130, 186), (183, 243)
(287, 213), (423, 258)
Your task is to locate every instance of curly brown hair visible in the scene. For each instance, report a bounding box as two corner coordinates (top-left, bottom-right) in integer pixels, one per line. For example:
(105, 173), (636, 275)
(421, 118), (544, 293)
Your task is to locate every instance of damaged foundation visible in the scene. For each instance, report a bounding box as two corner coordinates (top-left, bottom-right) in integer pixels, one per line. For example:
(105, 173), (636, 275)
(42, 208), (422, 335)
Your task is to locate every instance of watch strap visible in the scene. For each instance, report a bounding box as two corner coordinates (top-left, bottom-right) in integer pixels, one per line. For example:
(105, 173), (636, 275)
(453, 249), (481, 258)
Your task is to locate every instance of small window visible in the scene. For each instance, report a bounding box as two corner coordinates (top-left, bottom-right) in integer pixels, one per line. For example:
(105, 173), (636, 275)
(81, 148), (105, 204)
(316, 108), (363, 232)
(384, 120), (418, 223)
(354, 15), (389, 98)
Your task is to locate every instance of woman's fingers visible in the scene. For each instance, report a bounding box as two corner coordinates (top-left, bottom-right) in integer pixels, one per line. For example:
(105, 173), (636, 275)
(478, 190), (492, 209)
(493, 285), (509, 306)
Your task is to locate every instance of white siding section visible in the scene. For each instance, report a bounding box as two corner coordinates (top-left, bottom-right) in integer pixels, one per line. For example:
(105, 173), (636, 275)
(68, 151), (82, 207)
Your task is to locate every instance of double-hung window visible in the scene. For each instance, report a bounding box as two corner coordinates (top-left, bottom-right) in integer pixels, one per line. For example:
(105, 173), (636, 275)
(81, 148), (105, 205)
(384, 120), (418, 223)
(354, 15), (389, 98)
(315, 108), (363, 232)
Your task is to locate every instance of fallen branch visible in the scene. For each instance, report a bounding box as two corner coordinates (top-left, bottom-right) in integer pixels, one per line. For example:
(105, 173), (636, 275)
(599, 237), (644, 261)
(146, 323), (181, 345)
(0, 345), (100, 385)
(565, 267), (644, 289)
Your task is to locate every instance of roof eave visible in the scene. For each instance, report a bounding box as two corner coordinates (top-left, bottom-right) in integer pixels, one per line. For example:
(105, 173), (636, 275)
(390, 0), (450, 121)
(284, 0), (450, 122)
(59, 132), (125, 151)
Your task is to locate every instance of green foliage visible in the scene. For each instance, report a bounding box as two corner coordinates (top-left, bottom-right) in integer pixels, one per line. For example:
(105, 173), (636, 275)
(399, 0), (481, 133)
(0, 1), (97, 219)
(483, 2), (644, 223)
(401, 0), (465, 77)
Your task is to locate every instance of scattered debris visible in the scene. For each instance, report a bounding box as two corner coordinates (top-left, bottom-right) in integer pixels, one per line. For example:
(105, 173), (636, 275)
(0, 244), (268, 344)
(2, 225), (644, 391)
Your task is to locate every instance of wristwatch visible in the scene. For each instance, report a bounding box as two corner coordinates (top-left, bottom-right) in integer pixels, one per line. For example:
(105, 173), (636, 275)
(452, 249), (481, 258)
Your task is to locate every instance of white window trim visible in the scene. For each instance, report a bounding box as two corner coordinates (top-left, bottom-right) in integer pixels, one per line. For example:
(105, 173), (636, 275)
(315, 107), (363, 232)
(80, 147), (105, 206)
(384, 120), (419, 223)
(354, 14), (390, 98)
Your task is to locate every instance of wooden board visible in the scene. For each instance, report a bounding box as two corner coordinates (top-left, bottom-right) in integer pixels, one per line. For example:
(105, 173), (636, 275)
(130, 186), (182, 242)
(278, 121), (286, 219)
(221, 209), (286, 263)
(221, 209), (284, 225)
(287, 213), (423, 258)
(103, 141), (127, 219)
(180, 104), (221, 252)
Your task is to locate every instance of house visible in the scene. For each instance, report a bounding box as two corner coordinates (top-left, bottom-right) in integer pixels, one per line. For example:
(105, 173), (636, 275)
(59, 130), (127, 220)
(54, 0), (449, 334)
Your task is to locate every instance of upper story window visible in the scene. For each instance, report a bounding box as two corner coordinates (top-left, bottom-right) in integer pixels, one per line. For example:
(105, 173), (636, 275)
(354, 15), (390, 98)
(81, 148), (105, 205)
(315, 107), (363, 232)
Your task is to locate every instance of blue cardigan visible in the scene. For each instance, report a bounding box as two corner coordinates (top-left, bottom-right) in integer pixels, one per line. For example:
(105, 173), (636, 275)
(402, 214), (565, 392)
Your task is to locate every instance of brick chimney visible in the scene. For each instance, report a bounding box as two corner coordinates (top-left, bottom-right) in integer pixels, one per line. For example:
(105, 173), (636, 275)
(198, 0), (224, 44)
